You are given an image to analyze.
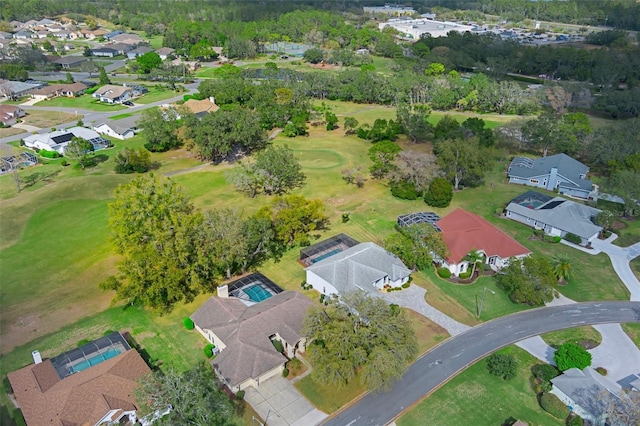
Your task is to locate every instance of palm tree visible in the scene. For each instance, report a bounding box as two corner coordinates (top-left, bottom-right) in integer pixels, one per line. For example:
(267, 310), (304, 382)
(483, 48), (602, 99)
(552, 254), (574, 284)
(465, 249), (484, 277)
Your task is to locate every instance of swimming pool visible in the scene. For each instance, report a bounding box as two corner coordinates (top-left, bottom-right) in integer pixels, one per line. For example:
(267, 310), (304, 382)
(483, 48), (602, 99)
(312, 248), (342, 263)
(70, 347), (123, 373)
(244, 284), (274, 303)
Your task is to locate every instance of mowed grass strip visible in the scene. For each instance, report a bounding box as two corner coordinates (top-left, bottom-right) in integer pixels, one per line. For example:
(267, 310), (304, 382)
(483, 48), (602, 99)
(541, 326), (602, 348)
(35, 95), (126, 111)
(397, 346), (563, 426)
(622, 323), (640, 348)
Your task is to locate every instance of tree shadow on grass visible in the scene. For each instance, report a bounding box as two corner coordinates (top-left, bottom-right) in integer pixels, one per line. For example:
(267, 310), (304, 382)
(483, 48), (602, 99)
(84, 154), (109, 168)
(21, 169), (61, 189)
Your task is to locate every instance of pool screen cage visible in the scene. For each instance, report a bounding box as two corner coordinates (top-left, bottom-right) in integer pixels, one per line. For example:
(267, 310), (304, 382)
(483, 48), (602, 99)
(508, 190), (553, 207)
(49, 331), (130, 379)
(227, 272), (284, 300)
(396, 212), (442, 231)
(299, 233), (360, 267)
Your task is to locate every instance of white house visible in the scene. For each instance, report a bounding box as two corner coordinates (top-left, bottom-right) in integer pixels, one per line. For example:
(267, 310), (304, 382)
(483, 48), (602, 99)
(551, 367), (621, 426)
(23, 127), (109, 154)
(305, 242), (411, 296)
(92, 84), (132, 104)
(190, 291), (313, 393)
(378, 19), (473, 39)
(436, 209), (531, 277)
(93, 116), (138, 140)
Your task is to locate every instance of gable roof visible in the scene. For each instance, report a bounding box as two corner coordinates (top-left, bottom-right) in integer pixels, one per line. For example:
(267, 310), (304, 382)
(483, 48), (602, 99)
(95, 116), (139, 135)
(305, 242), (411, 294)
(505, 194), (602, 239)
(551, 367), (620, 419)
(436, 208), (530, 263)
(29, 82), (87, 96)
(509, 154), (592, 191)
(52, 56), (86, 66)
(183, 98), (219, 115)
(8, 349), (150, 426)
(155, 47), (175, 56)
(191, 291), (314, 387)
(94, 84), (131, 99)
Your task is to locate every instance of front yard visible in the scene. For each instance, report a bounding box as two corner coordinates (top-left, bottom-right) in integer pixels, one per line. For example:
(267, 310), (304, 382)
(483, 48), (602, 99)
(35, 94), (126, 111)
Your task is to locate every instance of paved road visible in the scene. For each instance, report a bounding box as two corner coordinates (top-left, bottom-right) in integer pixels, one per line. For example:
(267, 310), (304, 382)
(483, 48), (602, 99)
(322, 301), (640, 426)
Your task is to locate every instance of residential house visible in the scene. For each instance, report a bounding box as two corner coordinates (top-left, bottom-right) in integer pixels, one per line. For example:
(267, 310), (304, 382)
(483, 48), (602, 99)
(126, 45), (153, 59)
(550, 367), (620, 426)
(34, 30), (49, 39)
(156, 47), (175, 60)
(183, 98), (219, 118)
(505, 190), (602, 245)
(305, 242), (412, 296)
(0, 31), (11, 48)
(110, 32), (146, 46)
(0, 104), (26, 126)
(13, 29), (33, 39)
(108, 42), (134, 55)
(94, 116), (139, 140)
(37, 18), (59, 27)
(0, 80), (46, 98)
(507, 153), (597, 200)
(29, 82), (88, 101)
(23, 126), (110, 153)
(52, 55), (87, 69)
(171, 58), (199, 71)
(7, 332), (150, 426)
(191, 291), (314, 392)
(435, 208), (531, 277)
(23, 20), (38, 28)
(0, 151), (37, 175)
(92, 84), (133, 104)
(104, 30), (124, 40)
(91, 47), (118, 57)
(82, 28), (109, 39)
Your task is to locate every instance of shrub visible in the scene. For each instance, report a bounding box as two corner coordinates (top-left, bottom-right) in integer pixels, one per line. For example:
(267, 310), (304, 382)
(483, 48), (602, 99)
(486, 353), (517, 380)
(402, 282), (410, 288)
(40, 149), (60, 158)
(566, 414), (584, 426)
(271, 339), (284, 353)
(204, 343), (216, 358)
(540, 392), (569, 418)
(282, 368), (289, 377)
(564, 233), (582, 245)
(76, 339), (90, 347)
(425, 177), (453, 207)
(86, 86), (99, 94)
(437, 267), (451, 278)
(60, 159), (69, 166)
(532, 363), (560, 382)
(554, 343), (592, 371)
(390, 180), (421, 200)
(102, 329), (115, 336)
(342, 212), (350, 223)
(595, 367), (607, 376)
(458, 271), (471, 280)
(183, 317), (195, 330)
(533, 229), (545, 238)
(300, 281), (307, 288)
(236, 390), (245, 400)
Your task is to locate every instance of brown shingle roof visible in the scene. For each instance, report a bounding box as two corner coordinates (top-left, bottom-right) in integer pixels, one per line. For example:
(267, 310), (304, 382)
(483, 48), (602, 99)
(8, 349), (150, 426)
(191, 291), (314, 387)
(183, 98), (219, 115)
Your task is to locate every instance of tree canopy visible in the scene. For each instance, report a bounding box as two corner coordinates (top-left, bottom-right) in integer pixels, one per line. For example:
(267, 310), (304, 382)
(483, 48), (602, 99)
(553, 343), (592, 371)
(302, 292), (418, 391)
(495, 255), (557, 306)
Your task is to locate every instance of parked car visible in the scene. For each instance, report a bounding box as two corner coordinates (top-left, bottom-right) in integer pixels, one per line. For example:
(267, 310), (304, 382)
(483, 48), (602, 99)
(123, 101), (133, 106)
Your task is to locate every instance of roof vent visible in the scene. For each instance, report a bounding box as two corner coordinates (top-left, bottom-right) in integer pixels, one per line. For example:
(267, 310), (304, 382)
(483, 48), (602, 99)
(32, 350), (42, 364)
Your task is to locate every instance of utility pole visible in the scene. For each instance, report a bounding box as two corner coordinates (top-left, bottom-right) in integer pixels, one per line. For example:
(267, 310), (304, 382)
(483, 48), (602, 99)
(477, 286), (496, 319)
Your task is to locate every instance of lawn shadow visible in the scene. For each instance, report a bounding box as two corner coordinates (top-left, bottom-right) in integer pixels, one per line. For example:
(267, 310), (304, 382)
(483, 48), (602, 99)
(21, 169), (61, 188)
(85, 154), (109, 168)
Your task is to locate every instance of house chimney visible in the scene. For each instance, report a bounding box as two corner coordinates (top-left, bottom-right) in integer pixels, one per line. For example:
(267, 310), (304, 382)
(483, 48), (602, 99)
(217, 284), (229, 298)
(32, 350), (42, 364)
(209, 96), (215, 104)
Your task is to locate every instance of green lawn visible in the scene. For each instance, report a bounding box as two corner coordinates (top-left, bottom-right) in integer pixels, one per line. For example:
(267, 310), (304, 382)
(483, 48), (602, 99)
(295, 375), (365, 414)
(612, 217), (640, 247)
(35, 95), (126, 111)
(541, 326), (602, 349)
(397, 346), (563, 426)
(135, 86), (180, 104)
(622, 323), (640, 348)
(633, 258), (640, 282)
(110, 112), (133, 120)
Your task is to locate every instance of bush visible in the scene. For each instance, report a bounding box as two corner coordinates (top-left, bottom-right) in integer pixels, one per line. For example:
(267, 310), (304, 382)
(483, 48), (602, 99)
(300, 281), (307, 288)
(60, 159), (69, 166)
(532, 363), (560, 382)
(595, 367), (607, 376)
(564, 233), (582, 245)
(40, 149), (60, 158)
(86, 86), (99, 95)
(486, 353), (517, 380)
(77, 339), (90, 347)
(390, 180), (421, 200)
(102, 329), (115, 336)
(540, 392), (569, 419)
(402, 282), (410, 288)
(425, 177), (453, 207)
(183, 317), (195, 330)
(554, 343), (592, 371)
(437, 267), (451, 278)
(282, 368), (289, 377)
(271, 339), (284, 353)
(458, 271), (471, 280)
(236, 390), (245, 400)
(342, 212), (351, 223)
(204, 343), (215, 358)
(543, 235), (561, 243)
(566, 414), (584, 426)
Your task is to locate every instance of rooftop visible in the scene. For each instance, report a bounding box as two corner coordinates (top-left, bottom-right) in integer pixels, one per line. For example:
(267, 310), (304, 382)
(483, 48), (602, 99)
(509, 153), (592, 191)
(551, 367), (620, 419)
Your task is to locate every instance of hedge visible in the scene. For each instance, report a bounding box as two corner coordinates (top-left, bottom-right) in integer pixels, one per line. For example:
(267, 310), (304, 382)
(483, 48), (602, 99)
(532, 363), (560, 382)
(183, 317), (195, 330)
(540, 392), (569, 419)
(236, 390), (245, 400)
(564, 233), (582, 245)
(566, 414), (584, 426)
(390, 180), (421, 200)
(282, 368), (289, 377)
(272, 339), (284, 353)
(437, 267), (451, 278)
(204, 343), (216, 358)
(40, 149), (60, 158)
(459, 271), (471, 279)
(402, 282), (410, 288)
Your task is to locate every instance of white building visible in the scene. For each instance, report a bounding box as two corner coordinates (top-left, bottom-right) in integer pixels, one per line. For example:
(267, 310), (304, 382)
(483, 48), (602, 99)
(23, 127), (109, 154)
(379, 19), (474, 39)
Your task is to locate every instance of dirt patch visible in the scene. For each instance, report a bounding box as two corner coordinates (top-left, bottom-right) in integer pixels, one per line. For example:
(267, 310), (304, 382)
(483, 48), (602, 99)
(136, 332), (157, 341)
(308, 62), (341, 71)
(612, 220), (627, 230)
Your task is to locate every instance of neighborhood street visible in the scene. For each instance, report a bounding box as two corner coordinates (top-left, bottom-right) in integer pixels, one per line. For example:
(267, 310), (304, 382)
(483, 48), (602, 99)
(322, 301), (640, 426)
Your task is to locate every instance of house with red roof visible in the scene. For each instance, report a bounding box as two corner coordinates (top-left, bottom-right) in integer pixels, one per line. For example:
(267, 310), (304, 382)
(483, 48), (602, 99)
(435, 208), (531, 277)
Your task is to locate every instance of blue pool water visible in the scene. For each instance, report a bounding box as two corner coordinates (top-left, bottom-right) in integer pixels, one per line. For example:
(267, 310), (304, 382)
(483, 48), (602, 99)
(312, 249), (342, 263)
(245, 285), (273, 302)
(70, 347), (123, 373)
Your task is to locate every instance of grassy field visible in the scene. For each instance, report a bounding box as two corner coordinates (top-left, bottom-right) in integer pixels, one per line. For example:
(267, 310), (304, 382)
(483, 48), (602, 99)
(35, 95), (126, 112)
(0, 127), (24, 138)
(622, 323), (640, 348)
(134, 86), (180, 104)
(612, 217), (640, 247)
(110, 112), (133, 120)
(397, 346), (563, 426)
(633, 258), (640, 282)
(541, 326), (602, 349)
(22, 109), (77, 129)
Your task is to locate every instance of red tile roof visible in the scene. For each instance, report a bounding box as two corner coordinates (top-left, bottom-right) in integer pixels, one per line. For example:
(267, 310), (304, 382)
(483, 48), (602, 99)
(436, 208), (530, 263)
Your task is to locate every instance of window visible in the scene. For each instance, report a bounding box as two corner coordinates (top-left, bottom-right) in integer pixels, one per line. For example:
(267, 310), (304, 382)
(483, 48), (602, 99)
(530, 179), (539, 184)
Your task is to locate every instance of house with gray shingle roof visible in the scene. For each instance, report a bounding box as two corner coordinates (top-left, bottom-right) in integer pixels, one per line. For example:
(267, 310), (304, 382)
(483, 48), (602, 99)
(93, 116), (139, 140)
(507, 153), (596, 200)
(190, 291), (314, 392)
(550, 367), (621, 426)
(305, 242), (411, 296)
(505, 191), (602, 245)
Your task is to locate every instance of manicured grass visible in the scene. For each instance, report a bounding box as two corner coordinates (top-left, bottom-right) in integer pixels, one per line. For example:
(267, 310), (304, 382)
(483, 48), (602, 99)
(406, 308), (450, 354)
(134, 86), (180, 104)
(110, 112), (133, 120)
(622, 323), (640, 348)
(397, 346), (563, 426)
(294, 374), (365, 414)
(632, 258), (640, 282)
(21, 110), (77, 128)
(541, 326), (602, 349)
(35, 95), (126, 111)
(0, 127), (25, 138)
(612, 217), (640, 247)
(148, 35), (163, 49)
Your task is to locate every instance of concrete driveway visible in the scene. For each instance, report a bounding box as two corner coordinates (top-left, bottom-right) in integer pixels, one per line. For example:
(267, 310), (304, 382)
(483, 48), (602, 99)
(244, 376), (327, 426)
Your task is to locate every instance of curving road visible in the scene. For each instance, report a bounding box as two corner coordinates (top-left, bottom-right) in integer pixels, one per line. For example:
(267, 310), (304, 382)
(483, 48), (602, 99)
(322, 301), (640, 426)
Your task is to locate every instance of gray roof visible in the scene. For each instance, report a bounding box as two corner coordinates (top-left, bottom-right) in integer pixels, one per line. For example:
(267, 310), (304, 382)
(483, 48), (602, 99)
(191, 291), (314, 387)
(305, 242), (411, 295)
(551, 367), (620, 418)
(506, 196), (602, 239)
(96, 115), (139, 135)
(53, 56), (86, 65)
(509, 154), (592, 191)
